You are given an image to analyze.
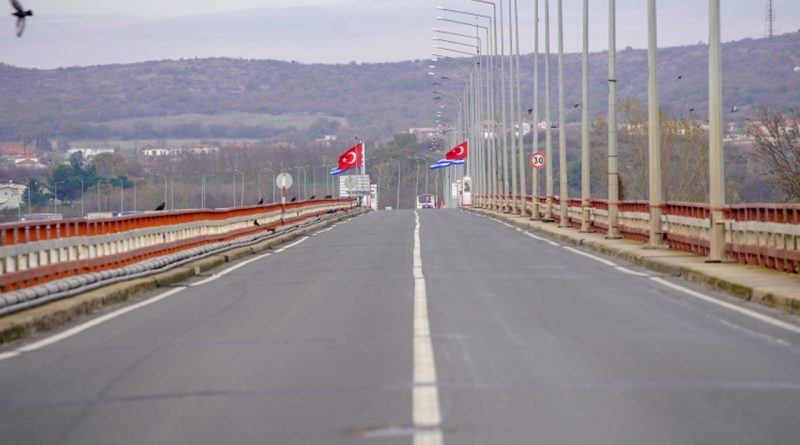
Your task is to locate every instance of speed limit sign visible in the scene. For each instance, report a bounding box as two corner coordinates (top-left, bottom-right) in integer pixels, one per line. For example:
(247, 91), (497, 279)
(530, 152), (546, 170)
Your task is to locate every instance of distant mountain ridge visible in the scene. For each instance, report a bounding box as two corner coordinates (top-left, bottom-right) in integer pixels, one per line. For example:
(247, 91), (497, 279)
(0, 32), (798, 143)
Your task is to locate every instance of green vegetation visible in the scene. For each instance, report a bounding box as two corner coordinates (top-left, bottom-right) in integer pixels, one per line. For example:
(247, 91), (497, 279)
(0, 33), (798, 143)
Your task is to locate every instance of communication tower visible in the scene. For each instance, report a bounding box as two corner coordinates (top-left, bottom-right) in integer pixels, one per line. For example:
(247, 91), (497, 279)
(765, 0), (778, 38)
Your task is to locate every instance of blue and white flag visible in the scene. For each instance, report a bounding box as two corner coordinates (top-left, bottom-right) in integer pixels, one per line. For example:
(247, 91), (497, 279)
(330, 166), (345, 176)
(429, 158), (465, 170)
(429, 159), (451, 169)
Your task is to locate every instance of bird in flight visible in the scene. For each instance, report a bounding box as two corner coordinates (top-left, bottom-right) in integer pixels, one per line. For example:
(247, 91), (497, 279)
(730, 105), (739, 113)
(254, 220), (260, 227)
(10, 0), (32, 37)
(677, 75), (684, 80)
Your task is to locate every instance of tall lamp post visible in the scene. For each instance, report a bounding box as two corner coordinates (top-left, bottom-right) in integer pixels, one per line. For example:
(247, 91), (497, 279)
(707, 0), (726, 261)
(606, 0), (622, 238)
(78, 177), (85, 218)
(201, 174), (214, 209)
(154, 174), (168, 210)
(557, 0), (569, 227)
(263, 168), (275, 203)
(647, 0), (666, 248)
(232, 171), (244, 207)
(53, 181), (64, 215)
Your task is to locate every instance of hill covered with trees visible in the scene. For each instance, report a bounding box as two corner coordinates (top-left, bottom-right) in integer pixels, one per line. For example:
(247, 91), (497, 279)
(0, 32), (798, 144)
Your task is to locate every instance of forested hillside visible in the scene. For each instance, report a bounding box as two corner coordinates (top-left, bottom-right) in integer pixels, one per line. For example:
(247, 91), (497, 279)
(0, 32), (798, 143)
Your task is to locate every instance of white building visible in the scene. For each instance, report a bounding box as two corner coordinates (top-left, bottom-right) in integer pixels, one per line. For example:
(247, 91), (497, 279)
(0, 182), (27, 210)
(14, 157), (47, 170)
(142, 147), (172, 157)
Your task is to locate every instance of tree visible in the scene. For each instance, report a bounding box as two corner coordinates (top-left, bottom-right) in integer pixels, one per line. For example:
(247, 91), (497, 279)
(748, 107), (800, 201)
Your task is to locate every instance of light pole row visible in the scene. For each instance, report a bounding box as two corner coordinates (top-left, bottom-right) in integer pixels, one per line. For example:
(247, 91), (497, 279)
(431, 0), (729, 262)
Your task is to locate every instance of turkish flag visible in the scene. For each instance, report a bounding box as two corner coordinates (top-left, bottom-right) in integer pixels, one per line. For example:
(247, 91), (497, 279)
(338, 143), (363, 171)
(446, 141), (468, 160)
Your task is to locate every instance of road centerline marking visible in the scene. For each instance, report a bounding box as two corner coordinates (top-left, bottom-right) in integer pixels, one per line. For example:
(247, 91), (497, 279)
(412, 211), (444, 445)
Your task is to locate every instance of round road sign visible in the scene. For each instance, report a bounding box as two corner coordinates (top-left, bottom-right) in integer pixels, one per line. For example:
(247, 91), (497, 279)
(276, 172), (293, 189)
(530, 152), (546, 170)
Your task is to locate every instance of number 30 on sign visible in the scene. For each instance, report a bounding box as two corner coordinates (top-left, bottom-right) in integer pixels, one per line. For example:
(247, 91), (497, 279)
(530, 152), (546, 170)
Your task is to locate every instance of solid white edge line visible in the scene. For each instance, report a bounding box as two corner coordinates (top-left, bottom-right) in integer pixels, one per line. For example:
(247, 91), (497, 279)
(412, 211), (444, 445)
(524, 232), (560, 247)
(2, 231), (322, 361)
(650, 277), (800, 335)
(189, 252), (273, 287)
(563, 246), (618, 267)
(615, 266), (651, 277)
(13, 286), (187, 355)
(0, 351), (20, 361)
(275, 235), (310, 253)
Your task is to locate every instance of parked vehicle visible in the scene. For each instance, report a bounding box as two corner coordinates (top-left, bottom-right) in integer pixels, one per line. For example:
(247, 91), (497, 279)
(416, 194), (435, 209)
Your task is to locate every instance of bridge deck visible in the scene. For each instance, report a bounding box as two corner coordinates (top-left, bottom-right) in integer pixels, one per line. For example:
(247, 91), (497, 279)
(1, 209), (799, 444)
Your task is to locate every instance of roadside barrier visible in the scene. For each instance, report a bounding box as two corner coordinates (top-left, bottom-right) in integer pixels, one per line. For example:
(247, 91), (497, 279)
(0, 199), (357, 301)
(477, 195), (800, 274)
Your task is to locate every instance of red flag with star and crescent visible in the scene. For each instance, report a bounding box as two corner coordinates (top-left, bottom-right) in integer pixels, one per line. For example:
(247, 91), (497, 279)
(446, 141), (468, 160)
(338, 143), (364, 172)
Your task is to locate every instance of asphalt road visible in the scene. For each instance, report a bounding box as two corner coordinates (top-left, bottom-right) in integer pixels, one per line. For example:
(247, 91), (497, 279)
(1, 209), (799, 444)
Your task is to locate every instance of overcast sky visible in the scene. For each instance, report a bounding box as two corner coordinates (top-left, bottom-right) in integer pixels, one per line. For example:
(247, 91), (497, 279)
(1, 0), (798, 68)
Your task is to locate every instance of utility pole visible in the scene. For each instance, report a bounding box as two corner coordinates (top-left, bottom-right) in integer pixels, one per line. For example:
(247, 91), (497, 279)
(647, 0), (666, 248)
(607, 0), (621, 238)
(580, 0), (591, 232)
(708, 0), (727, 262)
(557, 0), (569, 227)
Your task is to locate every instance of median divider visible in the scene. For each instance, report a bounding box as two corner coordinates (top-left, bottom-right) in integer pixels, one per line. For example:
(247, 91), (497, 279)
(470, 207), (800, 317)
(0, 205), (366, 344)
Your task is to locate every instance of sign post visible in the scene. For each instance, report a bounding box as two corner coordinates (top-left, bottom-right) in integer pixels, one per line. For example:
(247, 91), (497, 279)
(276, 172), (293, 222)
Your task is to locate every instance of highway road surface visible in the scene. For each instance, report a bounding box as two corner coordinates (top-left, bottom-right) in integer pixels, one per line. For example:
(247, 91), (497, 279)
(1, 209), (799, 444)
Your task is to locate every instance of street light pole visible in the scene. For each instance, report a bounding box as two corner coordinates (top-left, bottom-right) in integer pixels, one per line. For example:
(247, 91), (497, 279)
(607, 0), (622, 238)
(531, 0), (541, 221)
(472, 1), (500, 210)
(544, 0), (555, 221)
(580, 0), (591, 232)
(647, 0), (666, 248)
(396, 161), (401, 210)
(473, 0), (507, 212)
(707, 0), (726, 261)
(155, 174), (167, 209)
(79, 177), (85, 218)
(557, 0), (570, 227)
(512, 0), (526, 216)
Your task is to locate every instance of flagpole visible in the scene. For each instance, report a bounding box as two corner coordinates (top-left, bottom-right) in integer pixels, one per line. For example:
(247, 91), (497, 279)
(361, 140), (366, 208)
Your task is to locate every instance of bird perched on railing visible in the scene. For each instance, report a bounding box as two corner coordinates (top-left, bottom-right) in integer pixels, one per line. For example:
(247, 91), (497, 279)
(257, 198), (264, 205)
(324, 194), (332, 199)
(10, 0), (32, 37)
(290, 197), (297, 202)
(154, 202), (166, 211)
(308, 195), (315, 200)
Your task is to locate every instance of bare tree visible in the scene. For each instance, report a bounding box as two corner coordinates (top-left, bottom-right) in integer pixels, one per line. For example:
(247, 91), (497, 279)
(748, 107), (800, 201)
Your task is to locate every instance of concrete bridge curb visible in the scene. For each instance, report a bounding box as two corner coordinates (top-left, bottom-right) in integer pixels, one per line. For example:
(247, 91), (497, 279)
(469, 208), (800, 317)
(0, 209), (368, 344)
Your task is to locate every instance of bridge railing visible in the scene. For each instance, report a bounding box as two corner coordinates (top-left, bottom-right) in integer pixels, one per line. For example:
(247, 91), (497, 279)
(0, 199), (357, 293)
(480, 195), (800, 274)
